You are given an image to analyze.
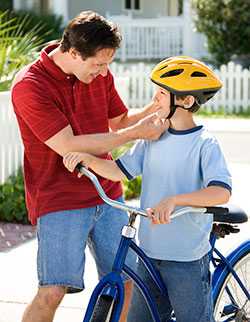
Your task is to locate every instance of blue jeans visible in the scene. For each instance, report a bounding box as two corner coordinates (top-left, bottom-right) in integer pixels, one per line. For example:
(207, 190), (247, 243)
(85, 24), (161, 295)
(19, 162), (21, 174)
(128, 254), (214, 322)
(37, 197), (135, 293)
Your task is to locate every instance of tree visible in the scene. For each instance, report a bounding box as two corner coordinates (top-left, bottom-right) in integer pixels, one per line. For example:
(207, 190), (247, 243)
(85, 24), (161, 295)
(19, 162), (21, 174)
(192, 0), (250, 66)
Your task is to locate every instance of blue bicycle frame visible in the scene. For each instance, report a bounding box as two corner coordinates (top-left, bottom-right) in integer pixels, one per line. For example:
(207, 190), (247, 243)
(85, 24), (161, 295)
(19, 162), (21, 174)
(83, 231), (249, 322)
(79, 165), (249, 322)
(83, 233), (168, 322)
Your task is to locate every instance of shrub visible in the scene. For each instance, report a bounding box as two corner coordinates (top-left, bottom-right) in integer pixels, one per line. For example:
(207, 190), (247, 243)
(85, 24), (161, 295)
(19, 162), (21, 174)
(112, 143), (142, 200)
(0, 10), (46, 91)
(123, 176), (142, 200)
(0, 168), (29, 224)
(192, 0), (250, 66)
(7, 10), (63, 43)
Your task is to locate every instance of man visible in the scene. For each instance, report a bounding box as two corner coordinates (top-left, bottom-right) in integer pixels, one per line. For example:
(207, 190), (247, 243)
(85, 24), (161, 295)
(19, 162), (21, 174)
(11, 11), (168, 322)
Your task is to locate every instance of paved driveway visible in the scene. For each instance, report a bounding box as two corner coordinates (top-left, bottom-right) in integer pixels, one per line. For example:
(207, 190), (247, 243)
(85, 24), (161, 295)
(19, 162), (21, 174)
(0, 117), (249, 322)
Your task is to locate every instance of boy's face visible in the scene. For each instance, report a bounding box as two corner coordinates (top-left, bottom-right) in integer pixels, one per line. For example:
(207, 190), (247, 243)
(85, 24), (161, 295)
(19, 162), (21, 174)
(153, 86), (171, 118)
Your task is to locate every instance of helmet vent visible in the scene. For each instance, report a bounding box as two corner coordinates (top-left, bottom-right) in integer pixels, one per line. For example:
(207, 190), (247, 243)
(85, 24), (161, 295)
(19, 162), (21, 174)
(158, 65), (168, 71)
(191, 71), (207, 77)
(160, 69), (184, 78)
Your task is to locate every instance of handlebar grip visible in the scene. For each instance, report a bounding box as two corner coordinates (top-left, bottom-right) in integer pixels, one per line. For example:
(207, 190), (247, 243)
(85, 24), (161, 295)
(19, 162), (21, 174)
(76, 163), (84, 172)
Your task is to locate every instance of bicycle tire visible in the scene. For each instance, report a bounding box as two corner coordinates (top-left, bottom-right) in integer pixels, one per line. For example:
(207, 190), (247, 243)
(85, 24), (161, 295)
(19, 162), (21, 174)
(214, 251), (250, 322)
(90, 295), (116, 322)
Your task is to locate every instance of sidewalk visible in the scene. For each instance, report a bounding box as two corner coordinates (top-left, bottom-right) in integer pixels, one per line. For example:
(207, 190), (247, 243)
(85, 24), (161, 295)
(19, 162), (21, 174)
(0, 118), (250, 322)
(194, 116), (250, 132)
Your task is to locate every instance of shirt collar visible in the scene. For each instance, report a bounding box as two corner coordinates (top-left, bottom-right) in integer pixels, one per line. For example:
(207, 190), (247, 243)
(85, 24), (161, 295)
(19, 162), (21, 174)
(168, 125), (203, 135)
(40, 43), (76, 81)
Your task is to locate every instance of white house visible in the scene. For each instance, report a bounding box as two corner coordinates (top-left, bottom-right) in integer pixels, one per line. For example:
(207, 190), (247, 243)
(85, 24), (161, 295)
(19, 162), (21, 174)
(13, 0), (208, 61)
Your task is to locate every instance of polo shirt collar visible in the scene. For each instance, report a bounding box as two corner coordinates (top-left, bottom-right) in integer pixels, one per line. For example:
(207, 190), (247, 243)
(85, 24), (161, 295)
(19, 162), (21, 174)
(40, 43), (76, 81)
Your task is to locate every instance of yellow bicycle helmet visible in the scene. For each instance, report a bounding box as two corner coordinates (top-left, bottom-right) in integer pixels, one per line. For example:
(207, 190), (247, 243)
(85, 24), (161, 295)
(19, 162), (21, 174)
(150, 56), (222, 118)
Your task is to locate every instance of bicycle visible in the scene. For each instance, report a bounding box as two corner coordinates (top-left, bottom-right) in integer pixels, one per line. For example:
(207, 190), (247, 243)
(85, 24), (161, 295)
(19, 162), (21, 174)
(77, 165), (250, 322)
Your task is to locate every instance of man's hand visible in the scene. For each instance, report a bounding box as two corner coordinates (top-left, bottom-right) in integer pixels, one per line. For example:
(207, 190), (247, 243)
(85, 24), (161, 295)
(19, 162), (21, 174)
(147, 197), (176, 225)
(63, 152), (94, 177)
(132, 114), (169, 141)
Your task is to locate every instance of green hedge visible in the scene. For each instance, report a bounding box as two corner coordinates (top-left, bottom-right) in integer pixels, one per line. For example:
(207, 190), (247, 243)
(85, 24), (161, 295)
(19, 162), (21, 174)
(0, 168), (28, 224)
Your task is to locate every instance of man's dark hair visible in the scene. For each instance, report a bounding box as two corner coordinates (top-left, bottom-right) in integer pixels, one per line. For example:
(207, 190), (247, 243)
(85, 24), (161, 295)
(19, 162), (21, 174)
(60, 11), (122, 59)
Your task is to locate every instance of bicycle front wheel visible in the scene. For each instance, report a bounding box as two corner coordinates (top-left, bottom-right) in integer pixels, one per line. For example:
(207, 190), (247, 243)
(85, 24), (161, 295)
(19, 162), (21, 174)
(90, 295), (116, 322)
(214, 252), (250, 321)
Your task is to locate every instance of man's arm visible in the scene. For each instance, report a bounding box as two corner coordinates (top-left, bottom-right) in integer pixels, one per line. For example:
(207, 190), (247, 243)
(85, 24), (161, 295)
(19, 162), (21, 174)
(45, 114), (169, 157)
(109, 101), (161, 131)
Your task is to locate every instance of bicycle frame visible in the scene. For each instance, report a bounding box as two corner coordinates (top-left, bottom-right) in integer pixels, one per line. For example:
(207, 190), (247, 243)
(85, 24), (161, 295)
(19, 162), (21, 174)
(79, 165), (249, 322)
(83, 231), (249, 322)
(83, 233), (168, 322)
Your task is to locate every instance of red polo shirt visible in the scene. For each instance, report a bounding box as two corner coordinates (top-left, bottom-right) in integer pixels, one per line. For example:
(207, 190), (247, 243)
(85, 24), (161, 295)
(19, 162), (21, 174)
(11, 44), (127, 225)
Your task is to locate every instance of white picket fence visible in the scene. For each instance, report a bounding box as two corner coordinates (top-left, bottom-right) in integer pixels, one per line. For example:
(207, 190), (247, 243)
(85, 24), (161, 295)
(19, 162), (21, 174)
(0, 92), (23, 184)
(1, 61), (250, 184)
(111, 61), (250, 112)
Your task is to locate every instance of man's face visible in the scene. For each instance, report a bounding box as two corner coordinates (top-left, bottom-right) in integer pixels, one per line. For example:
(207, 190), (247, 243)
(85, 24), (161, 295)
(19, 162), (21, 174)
(153, 86), (171, 118)
(70, 48), (115, 83)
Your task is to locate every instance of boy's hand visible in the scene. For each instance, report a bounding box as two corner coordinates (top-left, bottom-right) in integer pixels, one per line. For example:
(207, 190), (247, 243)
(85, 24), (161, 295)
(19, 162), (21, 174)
(63, 152), (93, 178)
(147, 197), (175, 225)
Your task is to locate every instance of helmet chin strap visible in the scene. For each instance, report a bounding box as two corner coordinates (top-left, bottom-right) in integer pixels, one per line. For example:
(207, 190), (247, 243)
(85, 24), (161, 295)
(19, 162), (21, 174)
(167, 93), (186, 119)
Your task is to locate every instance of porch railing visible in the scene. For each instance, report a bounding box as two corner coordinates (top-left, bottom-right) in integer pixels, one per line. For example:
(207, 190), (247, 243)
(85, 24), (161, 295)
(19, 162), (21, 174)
(116, 17), (184, 61)
(108, 14), (207, 61)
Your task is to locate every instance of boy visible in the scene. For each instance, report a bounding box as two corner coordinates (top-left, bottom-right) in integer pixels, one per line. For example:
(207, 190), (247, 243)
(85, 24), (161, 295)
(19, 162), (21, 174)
(63, 56), (232, 322)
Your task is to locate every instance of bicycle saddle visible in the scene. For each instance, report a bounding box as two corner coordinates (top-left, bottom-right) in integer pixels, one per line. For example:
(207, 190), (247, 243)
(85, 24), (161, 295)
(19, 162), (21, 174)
(206, 204), (248, 224)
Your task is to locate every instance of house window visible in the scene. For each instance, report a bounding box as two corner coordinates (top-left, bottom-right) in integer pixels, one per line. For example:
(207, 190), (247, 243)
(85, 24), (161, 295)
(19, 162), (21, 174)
(125, 0), (141, 10)
(134, 0), (140, 10)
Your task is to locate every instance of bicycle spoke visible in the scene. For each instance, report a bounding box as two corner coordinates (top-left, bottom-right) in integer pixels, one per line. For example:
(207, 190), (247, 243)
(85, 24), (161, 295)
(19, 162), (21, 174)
(214, 253), (250, 322)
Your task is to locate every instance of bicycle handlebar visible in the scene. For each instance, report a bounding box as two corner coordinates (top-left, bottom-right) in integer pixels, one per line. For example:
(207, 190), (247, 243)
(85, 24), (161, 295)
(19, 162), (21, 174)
(76, 164), (208, 219)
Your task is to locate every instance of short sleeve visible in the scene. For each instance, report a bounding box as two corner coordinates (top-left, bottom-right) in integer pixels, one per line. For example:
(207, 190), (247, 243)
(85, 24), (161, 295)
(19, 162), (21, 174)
(12, 80), (69, 142)
(106, 71), (128, 119)
(116, 140), (146, 180)
(201, 138), (232, 192)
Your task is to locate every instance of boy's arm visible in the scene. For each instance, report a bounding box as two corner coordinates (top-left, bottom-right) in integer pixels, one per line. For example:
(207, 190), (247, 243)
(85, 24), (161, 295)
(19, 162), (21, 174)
(63, 152), (126, 182)
(149, 186), (231, 225)
(172, 186), (231, 208)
